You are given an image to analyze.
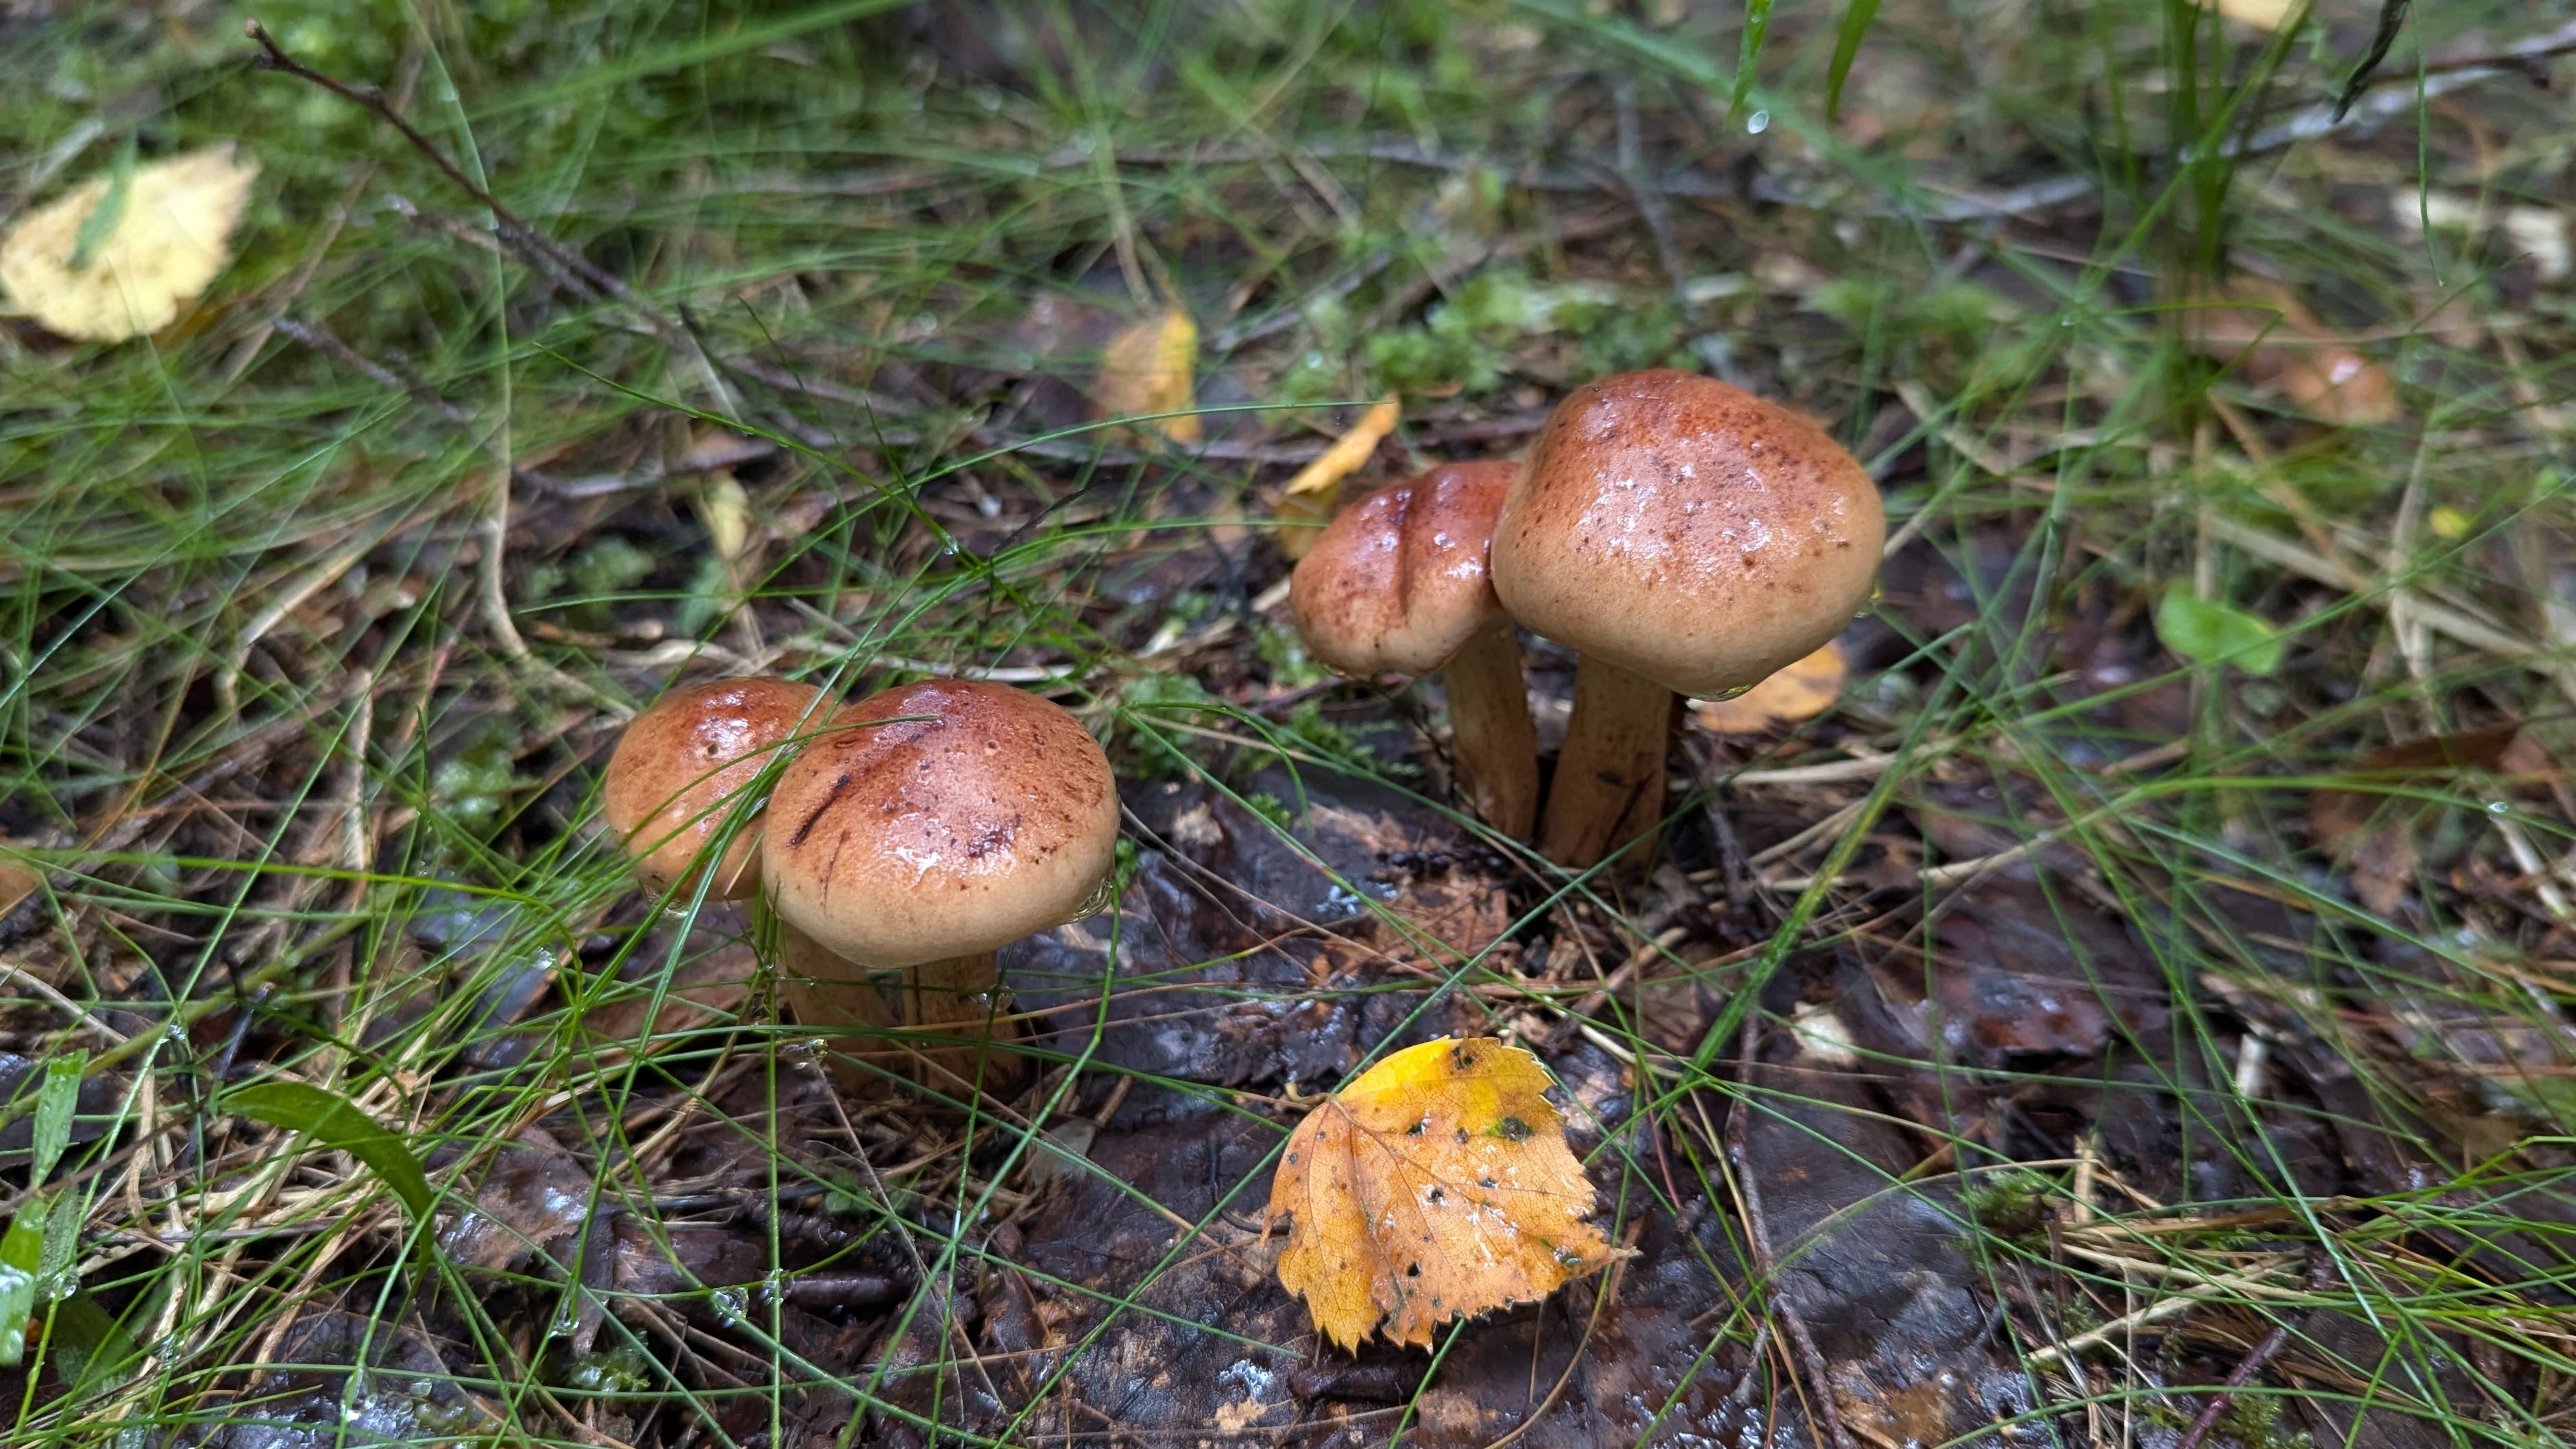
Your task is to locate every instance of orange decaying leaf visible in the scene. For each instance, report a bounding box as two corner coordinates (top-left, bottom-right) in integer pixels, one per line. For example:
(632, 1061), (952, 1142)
(1266, 1037), (1621, 1351)
(1092, 307), (1202, 443)
(1691, 640), (1849, 734)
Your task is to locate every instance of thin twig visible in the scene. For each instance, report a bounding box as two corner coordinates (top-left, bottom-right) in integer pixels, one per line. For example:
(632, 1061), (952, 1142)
(2170, 1254), (2335, 1449)
(1727, 1019), (1854, 1449)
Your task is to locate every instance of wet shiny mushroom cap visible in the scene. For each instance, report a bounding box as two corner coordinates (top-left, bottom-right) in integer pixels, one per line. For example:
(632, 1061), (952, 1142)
(602, 676), (826, 899)
(1491, 369), (1885, 698)
(1289, 461), (1517, 678)
(760, 680), (1121, 969)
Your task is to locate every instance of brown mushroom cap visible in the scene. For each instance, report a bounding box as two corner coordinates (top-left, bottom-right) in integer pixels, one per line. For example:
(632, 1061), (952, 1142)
(603, 676), (826, 899)
(760, 680), (1120, 969)
(1289, 462), (1517, 678)
(1491, 369), (1885, 698)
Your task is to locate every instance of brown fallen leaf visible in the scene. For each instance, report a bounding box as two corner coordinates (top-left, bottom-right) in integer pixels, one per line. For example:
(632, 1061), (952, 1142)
(2311, 724), (2521, 917)
(0, 838), (38, 922)
(1691, 641), (1848, 734)
(2309, 724), (2523, 848)
(2189, 280), (2396, 426)
(1266, 1036), (1621, 1351)
(0, 143), (259, 343)
(1275, 396), (1400, 559)
(1092, 306), (1201, 444)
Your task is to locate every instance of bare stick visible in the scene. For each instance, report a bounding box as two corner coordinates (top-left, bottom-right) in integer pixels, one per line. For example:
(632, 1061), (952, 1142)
(1727, 1019), (1852, 1449)
(2170, 1254), (2333, 1449)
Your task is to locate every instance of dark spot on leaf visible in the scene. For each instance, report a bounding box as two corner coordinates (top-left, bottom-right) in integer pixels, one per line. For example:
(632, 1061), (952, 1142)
(1494, 1115), (1531, 1142)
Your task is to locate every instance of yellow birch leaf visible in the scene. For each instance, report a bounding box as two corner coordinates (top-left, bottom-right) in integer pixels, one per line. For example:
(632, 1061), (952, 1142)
(2202, 0), (2299, 28)
(1266, 1037), (1621, 1351)
(0, 144), (259, 343)
(1275, 396), (1400, 559)
(1092, 307), (1202, 443)
(1690, 641), (1848, 734)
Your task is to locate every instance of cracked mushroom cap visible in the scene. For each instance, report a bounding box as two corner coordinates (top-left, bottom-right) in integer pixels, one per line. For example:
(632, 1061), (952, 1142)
(603, 676), (826, 900)
(1490, 369), (1885, 698)
(1289, 461), (1517, 678)
(760, 680), (1120, 969)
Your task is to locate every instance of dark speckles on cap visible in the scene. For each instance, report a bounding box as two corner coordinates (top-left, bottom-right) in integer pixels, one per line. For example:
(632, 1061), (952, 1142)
(760, 679), (1121, 968)
(1289, 461), (1517, 678)
(602, 675), (825, 900)
(1489, 369), (1887, 697)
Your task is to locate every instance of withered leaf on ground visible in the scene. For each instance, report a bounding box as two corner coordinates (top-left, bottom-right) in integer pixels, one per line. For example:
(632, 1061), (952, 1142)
(0, 143), (259, 342)
(1691, 640), (1848, 734)
(1266, 1036), (1621, 1350)
(1092, 306), (1202, 443)
(2187, 279), (2397, 425)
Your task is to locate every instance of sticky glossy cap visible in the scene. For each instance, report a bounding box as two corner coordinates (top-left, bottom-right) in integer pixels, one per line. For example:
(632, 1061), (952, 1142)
(760, 680), (1120, 969)
(1289, 462), (1516, 678)
(603, 676), (826, 899)
(1491, 370), (1884, 697)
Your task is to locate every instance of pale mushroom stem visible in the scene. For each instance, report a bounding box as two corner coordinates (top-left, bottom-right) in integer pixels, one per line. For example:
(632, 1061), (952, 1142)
(774, 928), (1022, 1092)
(1536, 655), (1676, 870)
(776, 919), (900, 1092)
(1438, 616), (1540, 839)
(908, 952), (1025, 1092)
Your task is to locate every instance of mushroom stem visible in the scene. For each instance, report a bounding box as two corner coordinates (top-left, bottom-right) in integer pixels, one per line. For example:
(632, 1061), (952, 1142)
(1438, 616), (1540, 839)
(1536, 655), (1675, 870)
(906, 952), (1022, 1092)
(776, 919), (902, 1092)
(775, 928), (1021, 1091)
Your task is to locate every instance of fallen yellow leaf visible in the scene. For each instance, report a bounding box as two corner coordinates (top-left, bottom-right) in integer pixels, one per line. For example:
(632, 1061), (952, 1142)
(1266, 1037), (1621, 1351)
(1276, 396), (1400, 559)
(2202, 0), (2300, 28)
(1092, 307), (1201, 443)
(1691, 641), (1848, 734)
(0, 143), (259, 343)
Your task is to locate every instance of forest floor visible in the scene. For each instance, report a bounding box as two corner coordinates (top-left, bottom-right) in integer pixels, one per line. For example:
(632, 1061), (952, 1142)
(6, 2), (2576, 1446)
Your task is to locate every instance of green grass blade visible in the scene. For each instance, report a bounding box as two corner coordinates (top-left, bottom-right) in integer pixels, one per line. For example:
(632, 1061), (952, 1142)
(64, 133), (135, 273)
(1824, 0), (1882, 121)
(1730, 0), (1774, 121)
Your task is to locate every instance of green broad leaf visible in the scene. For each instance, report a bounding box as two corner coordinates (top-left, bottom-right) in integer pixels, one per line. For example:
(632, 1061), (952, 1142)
(1824, 0), (1882, 122)
(0, 1202), (40, 1365)
(1728, 0), (1774, 122)
(38, 1187), (82, 1297)
(46, 1292), (140, 1403)
(225, 1080), (434, 1224)
(67, 134), (139, 273)
(32, 1048), (88, 1181)
(2157, 583), (2284, 676)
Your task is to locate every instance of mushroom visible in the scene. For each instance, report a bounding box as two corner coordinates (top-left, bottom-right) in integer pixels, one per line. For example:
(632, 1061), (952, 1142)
(1289, 462), (1539, 838)
(761, 679), (1121, 1090)
(1491, 370), (1884, 869)
(602, 677), (903, 1048)
(602, 676), (827, 901)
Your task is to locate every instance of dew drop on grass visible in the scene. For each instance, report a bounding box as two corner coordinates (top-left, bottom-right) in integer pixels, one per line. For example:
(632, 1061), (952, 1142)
(1745, 110), (1769, 134)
